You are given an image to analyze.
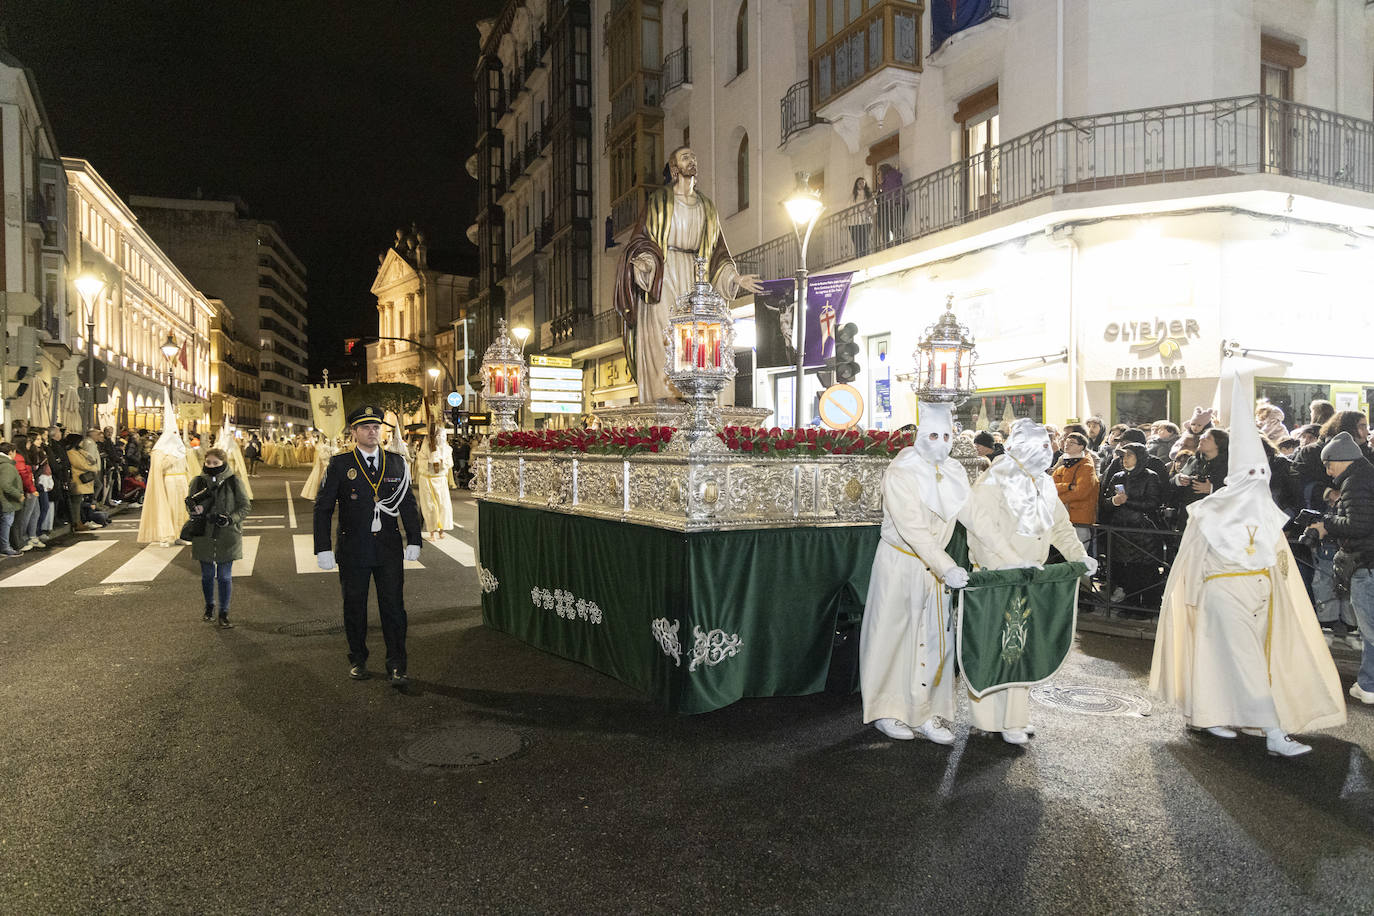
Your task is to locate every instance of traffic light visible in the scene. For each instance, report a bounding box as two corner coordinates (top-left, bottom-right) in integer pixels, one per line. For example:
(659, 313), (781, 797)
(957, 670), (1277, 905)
(450, 405), (464, 428)
(4, 326), (40, 399)
(834, 323), (860, 384)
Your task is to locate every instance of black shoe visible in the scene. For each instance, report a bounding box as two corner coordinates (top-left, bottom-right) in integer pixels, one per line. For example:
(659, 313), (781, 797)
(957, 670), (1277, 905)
(349, 664), (369, 680)
(217, 616), (234, 629)
(203, 606), (214, 622)
(389, 669), (410, 688)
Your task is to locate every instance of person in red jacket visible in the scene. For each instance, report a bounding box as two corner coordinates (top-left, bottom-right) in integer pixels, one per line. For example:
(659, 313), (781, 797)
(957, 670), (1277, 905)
(9, 434), (40, 551)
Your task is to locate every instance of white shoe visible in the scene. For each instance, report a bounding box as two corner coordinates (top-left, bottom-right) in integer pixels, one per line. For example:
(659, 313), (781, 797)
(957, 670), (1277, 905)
(1001, 729), (1029, 745)
(1346, 633), (1365, 651)
(1266, 733), (1312, 757)
(1350, 683), (1374, 705)
(913, 718), (955, 746)
(1206, 726), (1238, 738)
(874, 718), (915, 740)
(1239, 728), (1266, 737)
(20, 542), (34, 552)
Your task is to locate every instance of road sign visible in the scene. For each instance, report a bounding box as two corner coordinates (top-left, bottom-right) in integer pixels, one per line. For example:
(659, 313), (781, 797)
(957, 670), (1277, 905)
(818, 384), (864, 430)
(446, 391), (463, 408)
(76, 358), (108, 386)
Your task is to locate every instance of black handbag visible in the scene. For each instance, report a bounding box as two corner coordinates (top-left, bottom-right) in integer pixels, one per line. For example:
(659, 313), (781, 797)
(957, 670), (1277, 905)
(180, 515), (207, 541)
(78, 471), (95, 483)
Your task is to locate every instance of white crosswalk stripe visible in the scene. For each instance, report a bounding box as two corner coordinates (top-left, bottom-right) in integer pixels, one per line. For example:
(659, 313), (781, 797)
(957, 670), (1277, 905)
(234, 536), (260, 577)
(0, 527), (462, 588)
(103, 544), (185, 583)
(424, 534), (475, 566)
(0, 540), (116, 588)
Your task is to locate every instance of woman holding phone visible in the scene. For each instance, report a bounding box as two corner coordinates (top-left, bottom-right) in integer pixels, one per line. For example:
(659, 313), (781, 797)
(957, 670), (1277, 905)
(1103, 442), (1166, 613)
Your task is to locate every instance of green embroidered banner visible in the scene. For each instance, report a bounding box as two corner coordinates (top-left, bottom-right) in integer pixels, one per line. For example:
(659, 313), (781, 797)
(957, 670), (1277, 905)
(956, 562), (1085, 697)
(477, 502), (880, 714)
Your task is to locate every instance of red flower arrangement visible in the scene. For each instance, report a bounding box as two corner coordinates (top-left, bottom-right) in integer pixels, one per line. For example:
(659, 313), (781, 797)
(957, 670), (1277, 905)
(490, 425), (913, 457)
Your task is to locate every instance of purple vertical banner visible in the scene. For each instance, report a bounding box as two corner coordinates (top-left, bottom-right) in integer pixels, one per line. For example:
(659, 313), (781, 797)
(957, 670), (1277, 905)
(803, 273), (854, 369)
(753, 277), (799, 369)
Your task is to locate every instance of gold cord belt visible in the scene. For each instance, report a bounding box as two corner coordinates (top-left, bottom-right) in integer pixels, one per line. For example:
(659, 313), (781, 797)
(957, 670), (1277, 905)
(1204, 569), (1273, 683)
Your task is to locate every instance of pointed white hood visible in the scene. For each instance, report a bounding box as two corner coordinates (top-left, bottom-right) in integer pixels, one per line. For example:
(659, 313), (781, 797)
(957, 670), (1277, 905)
(890, 401), (969, 521)
(152, 389), (186, 459)
(1189, 371), (1288, 567)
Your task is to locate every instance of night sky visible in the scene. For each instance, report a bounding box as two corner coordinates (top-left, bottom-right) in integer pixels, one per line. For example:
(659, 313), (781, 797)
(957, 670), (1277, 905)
(6, 0), (506, 376)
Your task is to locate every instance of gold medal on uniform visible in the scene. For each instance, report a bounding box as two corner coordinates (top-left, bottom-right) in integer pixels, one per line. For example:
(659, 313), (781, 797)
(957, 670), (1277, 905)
(347, 468), (358, 480)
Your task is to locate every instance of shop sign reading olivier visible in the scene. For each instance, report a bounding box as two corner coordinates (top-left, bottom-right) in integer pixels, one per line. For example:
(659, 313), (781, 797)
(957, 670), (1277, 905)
(1103, 317), (1200, 380)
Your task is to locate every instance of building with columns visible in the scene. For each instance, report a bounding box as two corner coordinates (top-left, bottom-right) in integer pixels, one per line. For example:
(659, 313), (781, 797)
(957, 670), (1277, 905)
(368, 226), (474, 409)
(580, 0), (1374, 429)
(0, 47), (72, 433)
(63, 158), (213, 432)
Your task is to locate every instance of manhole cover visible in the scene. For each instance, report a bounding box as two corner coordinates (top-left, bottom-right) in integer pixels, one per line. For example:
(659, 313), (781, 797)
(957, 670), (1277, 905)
(399, 726), (525, 768)
(75, 584), (150, 596)
(1031, 683), (1152, 717)
(274, 619), (344, 637)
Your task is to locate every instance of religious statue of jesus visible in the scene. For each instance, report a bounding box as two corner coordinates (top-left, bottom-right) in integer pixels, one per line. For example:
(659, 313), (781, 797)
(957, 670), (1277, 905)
(613, 146), (763, 404)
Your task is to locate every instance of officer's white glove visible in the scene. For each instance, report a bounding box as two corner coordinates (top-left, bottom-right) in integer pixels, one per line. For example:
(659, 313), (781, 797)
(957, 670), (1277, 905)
(316, 550), (336, 571)
(944, 567), (970, 589)
(404, 544), (421, 562)
(1081, 556), (1099, 577)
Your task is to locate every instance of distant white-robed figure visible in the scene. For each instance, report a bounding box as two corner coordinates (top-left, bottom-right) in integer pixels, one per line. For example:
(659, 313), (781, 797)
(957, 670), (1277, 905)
(216, 422), (253, 500)
(301, 438), (336, 501)
(138, 392), (190, 546)
(416, 426), (454, 538)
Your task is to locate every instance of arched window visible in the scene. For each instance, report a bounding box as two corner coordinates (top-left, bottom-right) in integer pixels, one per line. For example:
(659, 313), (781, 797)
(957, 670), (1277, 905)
(737, 134), (750, 212)
(736, 2), (749, 76)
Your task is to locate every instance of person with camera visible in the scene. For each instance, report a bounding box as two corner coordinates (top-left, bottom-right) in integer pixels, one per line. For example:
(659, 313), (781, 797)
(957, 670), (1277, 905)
(1305, 431), (1374, 705)
(185, 447), (252, 627)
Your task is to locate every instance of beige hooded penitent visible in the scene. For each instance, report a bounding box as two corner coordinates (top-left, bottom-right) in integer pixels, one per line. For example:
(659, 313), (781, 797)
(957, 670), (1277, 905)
(1150, 371), (1346, 734)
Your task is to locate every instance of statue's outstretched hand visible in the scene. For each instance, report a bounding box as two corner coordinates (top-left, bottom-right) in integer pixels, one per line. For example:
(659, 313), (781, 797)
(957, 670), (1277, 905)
(736, 273), (764, 295)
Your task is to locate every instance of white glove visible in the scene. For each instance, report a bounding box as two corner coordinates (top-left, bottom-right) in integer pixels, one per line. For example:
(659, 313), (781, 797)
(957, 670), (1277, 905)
(944, 567), (970, 589)
(316, 550), (336, 571)
(1081, 556), (1099, 577)
(404, 544), (421, 562)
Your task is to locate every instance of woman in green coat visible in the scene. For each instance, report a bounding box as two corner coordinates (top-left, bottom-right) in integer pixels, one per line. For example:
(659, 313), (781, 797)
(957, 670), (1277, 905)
(185, 447), (252, 627)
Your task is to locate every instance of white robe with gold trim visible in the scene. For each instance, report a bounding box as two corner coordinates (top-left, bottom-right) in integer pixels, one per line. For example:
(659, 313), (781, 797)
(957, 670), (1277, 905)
(416, 439), (454, 533)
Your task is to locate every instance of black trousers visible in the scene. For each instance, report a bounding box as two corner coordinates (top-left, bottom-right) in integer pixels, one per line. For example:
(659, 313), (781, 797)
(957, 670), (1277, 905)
(338, 558), (407, 673)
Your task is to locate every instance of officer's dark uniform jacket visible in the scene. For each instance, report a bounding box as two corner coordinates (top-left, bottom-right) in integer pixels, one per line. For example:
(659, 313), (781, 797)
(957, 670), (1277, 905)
(313, 448), (421, 565)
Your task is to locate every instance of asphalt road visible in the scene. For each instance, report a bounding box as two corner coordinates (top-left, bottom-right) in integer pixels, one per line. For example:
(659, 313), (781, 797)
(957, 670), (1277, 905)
(1, 467), (1371, 915)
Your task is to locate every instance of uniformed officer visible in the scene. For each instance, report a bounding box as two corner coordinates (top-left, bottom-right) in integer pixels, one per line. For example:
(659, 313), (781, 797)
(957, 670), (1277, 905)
(314, 405), (422, 686)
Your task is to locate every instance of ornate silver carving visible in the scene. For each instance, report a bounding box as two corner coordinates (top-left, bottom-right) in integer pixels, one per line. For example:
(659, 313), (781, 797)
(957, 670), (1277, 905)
(688, 626), (742, 672)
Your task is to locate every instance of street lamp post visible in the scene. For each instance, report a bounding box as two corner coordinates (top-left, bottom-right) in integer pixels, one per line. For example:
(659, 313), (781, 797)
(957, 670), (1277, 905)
(161, 334), (179, 429)
(75, 272), (107, 431)
(783, 174), (824, 428)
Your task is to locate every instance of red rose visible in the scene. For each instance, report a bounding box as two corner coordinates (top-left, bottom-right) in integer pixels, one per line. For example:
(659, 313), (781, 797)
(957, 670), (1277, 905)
(741, 441), (754, 451)
(648, 442), (660, 453)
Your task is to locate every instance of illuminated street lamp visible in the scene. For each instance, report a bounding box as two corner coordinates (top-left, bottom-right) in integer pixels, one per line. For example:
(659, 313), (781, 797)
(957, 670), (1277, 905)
(783, 173), (824, 427)
(512, 326), (531, 352)
(75, 272), (107, 429)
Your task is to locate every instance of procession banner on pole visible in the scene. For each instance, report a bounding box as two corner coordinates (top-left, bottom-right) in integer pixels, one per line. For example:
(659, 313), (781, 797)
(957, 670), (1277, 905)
(802, 272), (853, 369)
(310, 384), (345, 439)
(753, 273), (854, 370)
(956, 561), (1085, 697)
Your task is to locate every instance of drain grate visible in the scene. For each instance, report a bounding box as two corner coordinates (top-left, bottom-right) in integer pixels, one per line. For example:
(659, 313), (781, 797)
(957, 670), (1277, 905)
(1031, 683), (1152, 717)
(75, 584), (149, 596)
(399, 726), (525, 768)
(274, 619), (345, 637)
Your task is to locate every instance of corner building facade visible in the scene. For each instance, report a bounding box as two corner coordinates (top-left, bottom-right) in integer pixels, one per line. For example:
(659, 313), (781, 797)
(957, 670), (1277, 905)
(583, 0), (1374, 429)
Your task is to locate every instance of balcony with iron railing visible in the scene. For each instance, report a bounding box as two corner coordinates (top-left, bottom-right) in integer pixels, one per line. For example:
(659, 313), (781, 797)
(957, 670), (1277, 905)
(662, 46), (691, 95)
(736, 94), (1374, 281)
(550, 308), (594, 349)
(524, 128), (545, 166)
(780, 79), (822, 146)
